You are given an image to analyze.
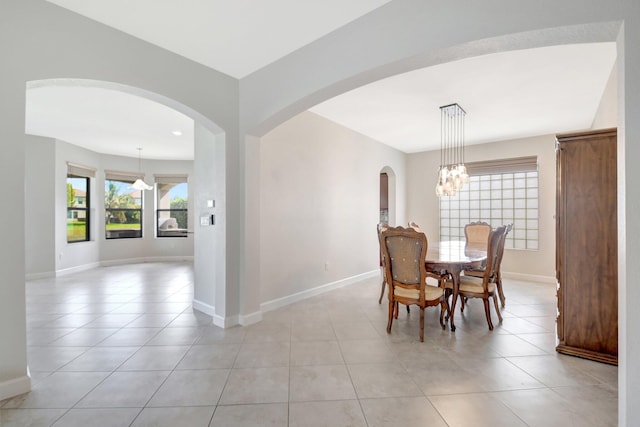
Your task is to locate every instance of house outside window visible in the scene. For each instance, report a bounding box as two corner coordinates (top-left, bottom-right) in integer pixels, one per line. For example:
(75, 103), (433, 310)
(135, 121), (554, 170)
(66, 162), (95, 243)
(67, 176), (89, 242)
(155, 175), (188, 238)
(439, 156), (539, 250)
(105, 171), (144, 239)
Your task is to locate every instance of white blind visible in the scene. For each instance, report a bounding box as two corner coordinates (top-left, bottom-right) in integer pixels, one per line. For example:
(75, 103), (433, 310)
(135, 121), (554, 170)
(465, 156), (538, 176)
(67, 162), (96, 178)
(154, 174), (188, 184)
(104, 170), (143, 183)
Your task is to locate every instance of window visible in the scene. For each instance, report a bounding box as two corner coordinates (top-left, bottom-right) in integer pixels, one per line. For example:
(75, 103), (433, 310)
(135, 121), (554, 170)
(155, 175), (188, 238)
(105, 171), (144, 239)
(67, 176), (90, 242)
(66, 163), (95, 243)
(439, 156), (539, 250)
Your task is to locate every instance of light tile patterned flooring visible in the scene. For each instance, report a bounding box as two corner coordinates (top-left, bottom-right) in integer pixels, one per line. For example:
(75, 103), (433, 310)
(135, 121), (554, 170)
(1, 262), (617, 426)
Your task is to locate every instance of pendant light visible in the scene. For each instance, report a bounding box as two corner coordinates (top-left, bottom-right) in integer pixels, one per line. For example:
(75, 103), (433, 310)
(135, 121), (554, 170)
(132, 147), (153, 191)
(435, 103), (469, 197)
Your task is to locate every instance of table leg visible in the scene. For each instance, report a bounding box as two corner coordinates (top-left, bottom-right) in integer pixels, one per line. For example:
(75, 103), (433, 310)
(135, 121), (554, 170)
(449, 270), (461, 332)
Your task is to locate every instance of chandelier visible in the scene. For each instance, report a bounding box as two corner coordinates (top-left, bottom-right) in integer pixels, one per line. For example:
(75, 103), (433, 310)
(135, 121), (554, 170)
(435, 103), (469, 197)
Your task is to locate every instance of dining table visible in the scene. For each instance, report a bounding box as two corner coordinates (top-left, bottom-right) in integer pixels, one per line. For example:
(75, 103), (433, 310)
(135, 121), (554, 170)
(425, 240), (487, 331)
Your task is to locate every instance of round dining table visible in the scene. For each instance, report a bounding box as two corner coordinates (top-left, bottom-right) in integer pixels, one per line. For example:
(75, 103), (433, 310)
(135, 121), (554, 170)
(425, 240), (487, 331)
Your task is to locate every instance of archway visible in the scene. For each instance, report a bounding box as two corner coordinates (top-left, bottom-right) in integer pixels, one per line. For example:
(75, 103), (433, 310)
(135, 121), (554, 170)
(24, 78), (228, 325)
(380, 166), (396, 226)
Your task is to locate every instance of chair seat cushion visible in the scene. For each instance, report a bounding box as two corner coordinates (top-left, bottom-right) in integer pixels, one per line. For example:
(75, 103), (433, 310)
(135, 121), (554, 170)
(463, 269), (485, 278)
(445, 276), (496, 294)
(394, 285), (443, 301)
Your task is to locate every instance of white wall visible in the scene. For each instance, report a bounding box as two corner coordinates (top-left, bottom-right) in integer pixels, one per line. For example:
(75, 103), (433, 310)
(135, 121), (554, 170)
(25, 136), (56, 277)
(592, 61), (618, 129)
(407, 135), (557, 281)
(259, 111), (406, 306)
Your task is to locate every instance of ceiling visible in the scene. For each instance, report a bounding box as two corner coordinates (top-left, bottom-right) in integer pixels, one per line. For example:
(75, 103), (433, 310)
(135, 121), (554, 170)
(27, 2), (617, 160)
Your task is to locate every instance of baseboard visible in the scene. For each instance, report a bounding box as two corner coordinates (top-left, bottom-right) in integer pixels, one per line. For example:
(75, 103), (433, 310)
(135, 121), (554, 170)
(239, 310), (262, 326)
(25, 271), (55, 280)
(192, 299), (216, 317)
(502, 271), (556, 284)
(101, 256), (194, 267)
(260, 270), (379, 313)
(55, 262), (101, 277)
(47, 257), (194, 278)
(214, 314), (239, 328)
(0, 374), (31, 401)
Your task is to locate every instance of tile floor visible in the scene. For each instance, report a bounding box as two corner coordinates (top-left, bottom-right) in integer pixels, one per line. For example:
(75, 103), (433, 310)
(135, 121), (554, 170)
(0, 262), (617, 426)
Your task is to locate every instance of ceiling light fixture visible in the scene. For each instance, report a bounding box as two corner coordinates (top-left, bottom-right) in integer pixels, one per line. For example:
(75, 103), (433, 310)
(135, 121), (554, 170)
(131, 147), (153, 191)
(172, 130), (183, 136)
(435, 103), (469, 197)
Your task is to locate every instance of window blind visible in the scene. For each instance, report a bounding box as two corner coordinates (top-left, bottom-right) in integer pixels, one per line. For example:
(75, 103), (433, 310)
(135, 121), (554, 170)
(154, 174), (188, 184)
(104, 170), (143, 183)
(465, 156), (538, 176)
(67, 162), (96, 178)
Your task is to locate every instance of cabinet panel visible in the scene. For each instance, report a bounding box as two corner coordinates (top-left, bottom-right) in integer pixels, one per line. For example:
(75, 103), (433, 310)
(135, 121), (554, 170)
(556, 128), (617, 365)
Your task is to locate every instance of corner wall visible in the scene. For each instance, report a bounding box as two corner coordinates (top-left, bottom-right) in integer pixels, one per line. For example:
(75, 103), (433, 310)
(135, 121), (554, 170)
(259, 111), (406, 306)
(407, 135), (557, 281)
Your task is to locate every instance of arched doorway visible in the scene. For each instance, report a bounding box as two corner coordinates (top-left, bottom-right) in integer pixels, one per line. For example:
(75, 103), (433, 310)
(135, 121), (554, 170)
(380, 166), (396, 226)
(24, 78), (228, 325)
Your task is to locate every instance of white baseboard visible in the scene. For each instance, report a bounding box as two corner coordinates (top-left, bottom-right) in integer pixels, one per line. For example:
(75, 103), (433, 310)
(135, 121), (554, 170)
(45, 257), (194, 279)
(260, 270), (379, 313)
(239, 310), (262, 326)
(192, 299), (216, 318)
(214, 314), (239, 328)
(0, 374), (31, 401)
(55, 262), (101, 277)
(502, 271), (556, 284)
(25, 271), (55, 280)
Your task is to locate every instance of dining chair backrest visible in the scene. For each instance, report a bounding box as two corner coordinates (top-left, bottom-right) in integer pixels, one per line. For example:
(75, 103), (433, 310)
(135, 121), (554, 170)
(494, 223), (512, 273)
(464, 221), (492, 247)
(481, 225), (507, 285)
(381, 226), (428, 290)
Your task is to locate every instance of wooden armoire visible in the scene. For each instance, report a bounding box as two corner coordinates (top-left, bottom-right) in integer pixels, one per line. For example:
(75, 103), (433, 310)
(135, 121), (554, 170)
(555, 128), (617, 365)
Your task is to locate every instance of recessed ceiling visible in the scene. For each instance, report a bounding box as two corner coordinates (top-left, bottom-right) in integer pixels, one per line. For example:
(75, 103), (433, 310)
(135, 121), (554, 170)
(25, 85), (194, 160)
(311, 43), (617, 153)
(44, 0), (392, 78)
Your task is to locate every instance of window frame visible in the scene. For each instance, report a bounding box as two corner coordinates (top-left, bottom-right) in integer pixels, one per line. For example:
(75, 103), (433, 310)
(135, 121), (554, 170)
(439, 157), (539, 250)
(66, 174), (90, 243)
(104, 176), (144, 240)
(155, 177), (189, 238)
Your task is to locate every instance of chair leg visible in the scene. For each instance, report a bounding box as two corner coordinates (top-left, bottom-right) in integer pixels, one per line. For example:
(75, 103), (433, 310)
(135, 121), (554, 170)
(394, 301), (399, 319)
(483, 298), (494, 330)
(493, 294), (503, 323)
(443, 289), (452, 321)
(419, 307), (425, 342)
(378, 271), (386, 304)
(439, 300), (447, 329)
(386, 298), (394, 334)
(496, 274), (506, 307)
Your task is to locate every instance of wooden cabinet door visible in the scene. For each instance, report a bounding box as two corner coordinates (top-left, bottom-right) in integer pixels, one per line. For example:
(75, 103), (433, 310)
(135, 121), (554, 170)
(556, 128), (617, 365)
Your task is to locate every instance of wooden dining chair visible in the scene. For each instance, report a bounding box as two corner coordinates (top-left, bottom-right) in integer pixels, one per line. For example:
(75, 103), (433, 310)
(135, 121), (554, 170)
(444, 225), (506, 330)
(377, 223), (389, 304)
(463, 223), (512, 307)
(380, 226), (448, 342)
(464, 221), (492, 247)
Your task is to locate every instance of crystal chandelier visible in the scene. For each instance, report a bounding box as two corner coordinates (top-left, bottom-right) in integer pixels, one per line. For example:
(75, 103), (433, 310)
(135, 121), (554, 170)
(435, 103), (469, 197)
